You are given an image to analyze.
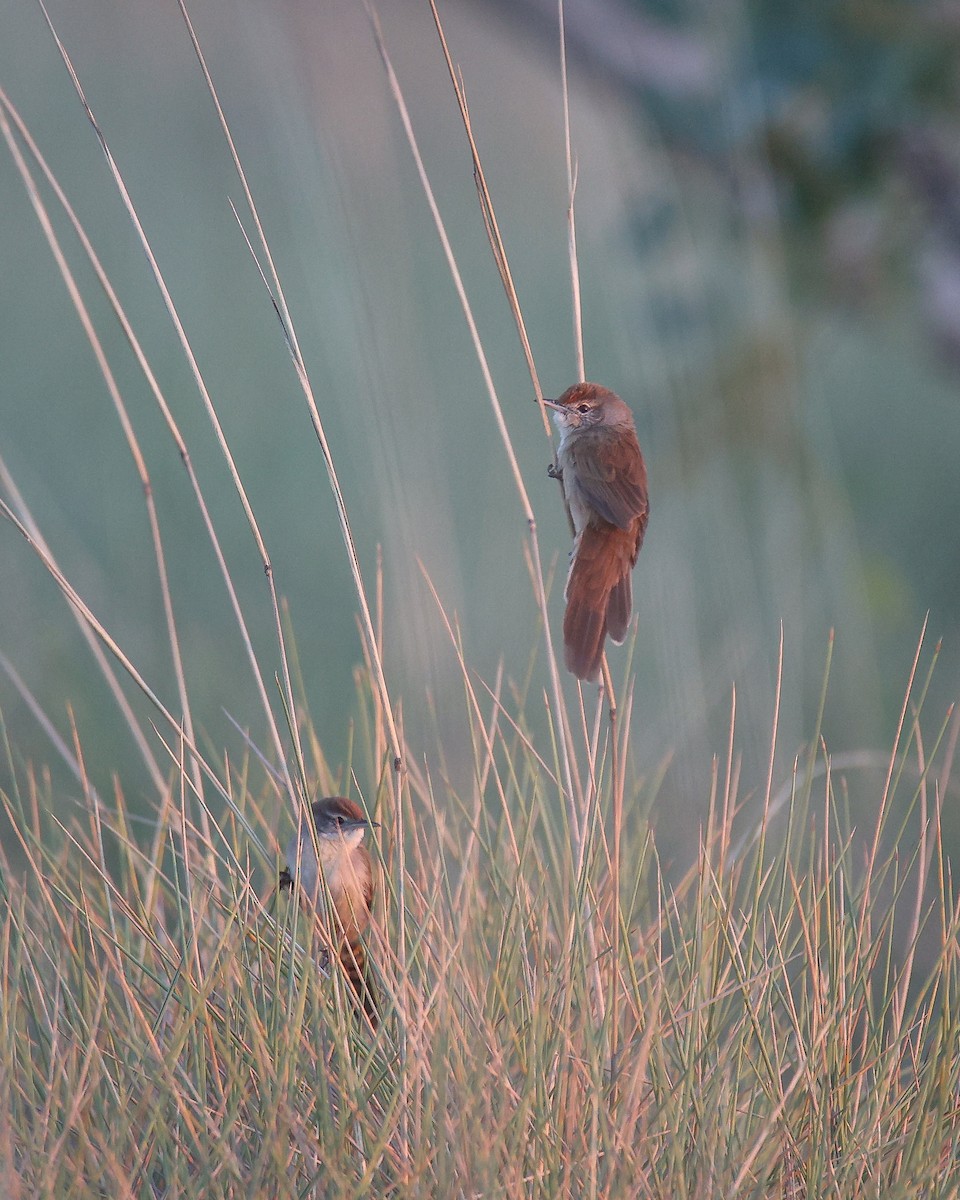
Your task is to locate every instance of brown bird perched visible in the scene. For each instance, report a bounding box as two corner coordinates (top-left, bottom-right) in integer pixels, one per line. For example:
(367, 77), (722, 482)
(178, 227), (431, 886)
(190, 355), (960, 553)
(279, 796), (378, 1023)
(544, 382), (649, 682)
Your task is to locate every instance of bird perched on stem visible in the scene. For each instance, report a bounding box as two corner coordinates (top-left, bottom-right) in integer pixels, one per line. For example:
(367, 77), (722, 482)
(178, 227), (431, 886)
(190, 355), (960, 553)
(544, 382), (649, 682)
(279, 796), (378, 1023)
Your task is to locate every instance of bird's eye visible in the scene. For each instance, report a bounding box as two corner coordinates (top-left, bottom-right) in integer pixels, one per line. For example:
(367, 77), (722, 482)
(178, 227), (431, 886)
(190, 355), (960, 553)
(577, 404), (591, 414)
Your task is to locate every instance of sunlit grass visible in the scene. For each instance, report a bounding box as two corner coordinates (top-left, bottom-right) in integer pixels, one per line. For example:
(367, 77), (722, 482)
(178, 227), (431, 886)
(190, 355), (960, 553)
(1, 644), (958, 1196)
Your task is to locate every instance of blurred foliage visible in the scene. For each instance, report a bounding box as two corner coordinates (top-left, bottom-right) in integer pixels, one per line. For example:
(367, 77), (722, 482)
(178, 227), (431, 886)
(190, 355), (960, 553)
(748, 1), (958, 222)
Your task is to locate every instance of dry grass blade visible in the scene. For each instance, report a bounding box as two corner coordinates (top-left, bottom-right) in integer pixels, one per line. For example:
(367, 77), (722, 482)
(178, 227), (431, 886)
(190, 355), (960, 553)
(32, 0), (303, 813)
(361, 1), (585, 837)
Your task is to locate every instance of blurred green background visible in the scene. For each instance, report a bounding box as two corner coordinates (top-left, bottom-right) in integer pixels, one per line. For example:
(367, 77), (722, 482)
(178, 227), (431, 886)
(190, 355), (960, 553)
(2, 0), (959, 860)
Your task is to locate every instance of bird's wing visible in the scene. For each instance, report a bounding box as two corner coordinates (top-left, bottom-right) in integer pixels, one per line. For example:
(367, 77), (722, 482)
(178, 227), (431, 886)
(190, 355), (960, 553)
(568, 432), (648, 531)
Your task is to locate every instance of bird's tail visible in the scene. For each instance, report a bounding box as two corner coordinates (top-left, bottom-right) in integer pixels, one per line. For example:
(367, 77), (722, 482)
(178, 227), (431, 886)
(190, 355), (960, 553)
(341, 937), (379, 1026)
(563, 522), (636, 682)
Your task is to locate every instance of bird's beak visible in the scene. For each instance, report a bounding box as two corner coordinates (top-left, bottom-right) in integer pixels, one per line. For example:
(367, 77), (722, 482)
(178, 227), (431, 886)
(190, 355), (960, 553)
(541, 398), (563, 412)
(342, 817), (379, 832)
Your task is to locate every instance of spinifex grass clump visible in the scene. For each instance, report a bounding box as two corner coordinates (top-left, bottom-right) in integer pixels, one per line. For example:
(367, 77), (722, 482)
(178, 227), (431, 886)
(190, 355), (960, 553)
(0, 650), (958, 1198)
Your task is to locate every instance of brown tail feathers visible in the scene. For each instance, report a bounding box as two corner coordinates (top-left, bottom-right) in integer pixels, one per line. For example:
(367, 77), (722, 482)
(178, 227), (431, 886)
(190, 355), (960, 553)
(339, 936), (379, 1025)
(564, 522), (638, 682)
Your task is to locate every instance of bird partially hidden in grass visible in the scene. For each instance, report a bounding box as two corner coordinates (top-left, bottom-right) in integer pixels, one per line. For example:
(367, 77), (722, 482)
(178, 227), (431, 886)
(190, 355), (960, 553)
(279, 796), (379, 1024)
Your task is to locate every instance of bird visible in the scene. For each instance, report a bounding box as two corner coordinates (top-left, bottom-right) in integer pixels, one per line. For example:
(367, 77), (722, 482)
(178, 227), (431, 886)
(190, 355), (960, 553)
(279, 796), (378, 1023)
(543, 382), (649, 682)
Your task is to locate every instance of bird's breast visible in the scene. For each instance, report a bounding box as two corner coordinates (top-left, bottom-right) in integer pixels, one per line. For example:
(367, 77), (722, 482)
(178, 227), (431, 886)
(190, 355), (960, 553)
(558, 441), (592, 534)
